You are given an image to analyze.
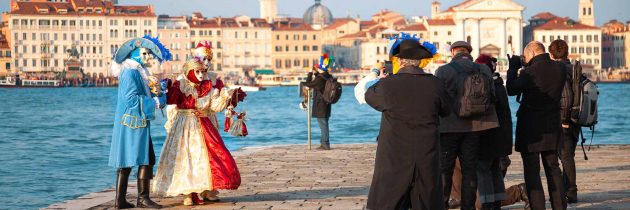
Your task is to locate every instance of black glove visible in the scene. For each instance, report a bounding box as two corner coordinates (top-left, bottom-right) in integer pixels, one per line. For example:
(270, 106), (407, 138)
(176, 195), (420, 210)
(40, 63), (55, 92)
(507, 54), (523, 70)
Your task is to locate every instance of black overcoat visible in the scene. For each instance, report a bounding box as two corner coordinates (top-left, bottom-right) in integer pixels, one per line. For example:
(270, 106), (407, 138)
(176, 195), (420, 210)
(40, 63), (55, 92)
(506, 53), (567, 153)
(479, 75), (513, 159)
(365, 66), (450, 210)
(304, 71), (332, 118)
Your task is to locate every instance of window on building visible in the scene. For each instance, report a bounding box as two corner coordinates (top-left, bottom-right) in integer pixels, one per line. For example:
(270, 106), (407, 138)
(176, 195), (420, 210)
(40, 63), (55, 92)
(377, 46), (380, 54)
(586, 47), (592, 54)
(285, 59), (291, 68)
(434, 31), (438, 36)
(285, 45), (289, 51)
(312, 45), (319, 51)
(217, 42), (222, 49)
(276, 35), (280, 40)
(303, 45), (309, 51)
(467, 36), (471, 44)
(587, 35), (592, 42)
(6, 62), (10, 70)
(294, 46), (298, 51)
(32, 45), (36, 53)
(285, 35), (289, 40)
(245, 32), (248, 39)
(313, 35), (317, 40)
(594, 47), (600, 55)
(191, 31), (196, 36)
(595, 35), (599, 42)
(448, 31), (452, 36)
(303, 59), (309, 67)
(32, 59), (36, 67)
(579, 47), (584, 53)
(235, 32), (238, 39)
(217, 30), (221, 36)
(571, 47), (576, 54)
(294, 59), (299, 66)
(580, 35), (584, 42)
(276, 59), (282, 68)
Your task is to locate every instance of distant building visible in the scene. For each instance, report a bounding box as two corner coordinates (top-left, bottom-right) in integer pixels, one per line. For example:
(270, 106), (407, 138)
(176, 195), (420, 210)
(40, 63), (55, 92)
(220, 15), (272, 77)
(302, 0), (333, 30)
(157, 15), (190, 76)
(0, 38), (11, 76)
(578, 0), (595, 27)
(188, 13), (224, 71)
(6, 0), (156, 75)
(259, 0), (277, 23)
(428, 0), (524, 60)
(271, 18), (322, 73)
(602, 20), (627, 69)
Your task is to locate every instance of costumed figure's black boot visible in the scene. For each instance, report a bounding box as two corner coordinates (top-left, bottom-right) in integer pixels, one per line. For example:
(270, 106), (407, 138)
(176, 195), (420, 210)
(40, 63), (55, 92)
(136, 165), (162, 209)
(115, 168), (134, 209)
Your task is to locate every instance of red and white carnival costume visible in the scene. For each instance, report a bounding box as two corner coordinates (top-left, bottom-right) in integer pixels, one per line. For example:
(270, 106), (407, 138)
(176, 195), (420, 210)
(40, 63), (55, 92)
(152, 59), (240, 201)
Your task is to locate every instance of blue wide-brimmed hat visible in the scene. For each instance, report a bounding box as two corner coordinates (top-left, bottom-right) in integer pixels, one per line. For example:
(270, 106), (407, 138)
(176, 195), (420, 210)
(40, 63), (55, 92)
(114, 36), (171, 64)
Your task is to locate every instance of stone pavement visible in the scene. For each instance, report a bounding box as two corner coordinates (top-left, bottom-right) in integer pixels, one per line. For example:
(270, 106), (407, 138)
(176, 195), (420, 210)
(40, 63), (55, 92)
(47, 144), (630, 210)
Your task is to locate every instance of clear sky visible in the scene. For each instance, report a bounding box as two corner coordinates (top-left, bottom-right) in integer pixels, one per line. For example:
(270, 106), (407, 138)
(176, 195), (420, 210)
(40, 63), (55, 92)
(1, 0), (629, 26)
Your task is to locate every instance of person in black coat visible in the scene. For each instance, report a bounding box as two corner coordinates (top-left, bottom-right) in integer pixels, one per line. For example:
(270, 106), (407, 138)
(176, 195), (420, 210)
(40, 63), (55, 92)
(507, 41), (567, 210)
(365, 39), (450, 210)
(304, 66), (332, 150)
(549, 39), (581, 204)
(474, 54), (514, 210)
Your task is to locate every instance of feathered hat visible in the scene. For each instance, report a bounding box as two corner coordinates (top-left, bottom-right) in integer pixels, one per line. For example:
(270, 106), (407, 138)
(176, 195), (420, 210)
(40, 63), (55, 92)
(113, 36), (172, 64)
(193, 41), (213, 61)
(317, 53), (334, 72)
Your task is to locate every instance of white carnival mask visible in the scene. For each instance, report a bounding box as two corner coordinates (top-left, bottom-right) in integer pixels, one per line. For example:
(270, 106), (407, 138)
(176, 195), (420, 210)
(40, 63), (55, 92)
(139, 48), (155, 68)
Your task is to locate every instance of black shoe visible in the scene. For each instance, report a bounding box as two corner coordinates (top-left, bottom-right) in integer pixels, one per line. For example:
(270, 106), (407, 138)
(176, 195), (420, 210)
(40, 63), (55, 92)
(136, 166), (162, 209)
(518, 183), (530, 210)
(115, 168), (134, 209)
(480, 202), (494, 210)
(448, 199), (461, 209)
(567, 196), (578, 204)
(317, 145), (330, 150)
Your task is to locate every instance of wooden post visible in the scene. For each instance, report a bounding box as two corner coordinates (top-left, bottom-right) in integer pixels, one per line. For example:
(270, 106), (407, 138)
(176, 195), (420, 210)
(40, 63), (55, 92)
(307, 89), (312, 150)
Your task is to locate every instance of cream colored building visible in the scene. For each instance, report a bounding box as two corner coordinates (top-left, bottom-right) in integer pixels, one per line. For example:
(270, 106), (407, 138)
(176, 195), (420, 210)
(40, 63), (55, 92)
(533, 16), (602, 69)
(220, 16), (272, 76)
(271, 19), (322, 73)
(0, 38), (11, 76)
(611, 30), (629, 68)
(157, 15), (190, 76)
(6, 0), (156, 76)
(188, 13), (223, 71)
(431, 0), (524, 59)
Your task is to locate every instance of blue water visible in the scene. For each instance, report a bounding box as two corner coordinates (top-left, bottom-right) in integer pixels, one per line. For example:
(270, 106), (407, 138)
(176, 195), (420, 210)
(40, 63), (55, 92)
(0, 84), (627, 209)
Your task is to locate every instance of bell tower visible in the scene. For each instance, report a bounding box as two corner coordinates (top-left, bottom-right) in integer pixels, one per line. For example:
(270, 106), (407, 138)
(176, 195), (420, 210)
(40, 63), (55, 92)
(431, 1), (441, 19)
(578, 0), (595, 26)
(259, 0), (277, 23)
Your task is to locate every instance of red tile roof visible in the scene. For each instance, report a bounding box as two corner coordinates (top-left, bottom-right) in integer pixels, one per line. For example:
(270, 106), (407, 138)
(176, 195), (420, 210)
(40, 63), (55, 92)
(531, 12), (557, 20)
(324, 18), (357, 30)
(338, 31), (367, 39)
(272, 21), (314, 31)
(534, 17), (600, 30)
(398, 23), (427, 31)
(10, 0), (154, 17)
(427, 19), (455, 25)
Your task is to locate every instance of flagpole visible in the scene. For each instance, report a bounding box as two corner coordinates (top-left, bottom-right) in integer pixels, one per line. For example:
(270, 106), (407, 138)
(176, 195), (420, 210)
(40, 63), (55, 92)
(307, 89), (312, 150)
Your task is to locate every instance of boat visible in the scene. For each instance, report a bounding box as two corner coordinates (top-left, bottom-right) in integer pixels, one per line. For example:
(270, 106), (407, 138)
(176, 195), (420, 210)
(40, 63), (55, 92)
(0, 76), (18, 87)
(20, 79), (63, 88)
(256, 74), (282, 86)
(228, 84), (266, 92)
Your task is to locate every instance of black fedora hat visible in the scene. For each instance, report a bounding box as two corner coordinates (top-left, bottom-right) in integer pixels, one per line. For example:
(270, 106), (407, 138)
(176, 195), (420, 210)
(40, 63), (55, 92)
(394, 39), (433, 60)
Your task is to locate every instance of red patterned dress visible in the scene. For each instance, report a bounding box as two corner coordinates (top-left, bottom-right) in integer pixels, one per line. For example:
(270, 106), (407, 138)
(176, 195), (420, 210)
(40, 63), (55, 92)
(152, 77), (240, 196)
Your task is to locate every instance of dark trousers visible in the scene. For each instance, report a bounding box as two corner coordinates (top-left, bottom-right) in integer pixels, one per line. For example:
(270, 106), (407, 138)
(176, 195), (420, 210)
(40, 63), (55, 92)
(559, 131), (578, 199)
(521, 151), (567, 210)
(477, 158), (506, 203)
(441, 132), (479, 210)
(316, 117), (329, 146)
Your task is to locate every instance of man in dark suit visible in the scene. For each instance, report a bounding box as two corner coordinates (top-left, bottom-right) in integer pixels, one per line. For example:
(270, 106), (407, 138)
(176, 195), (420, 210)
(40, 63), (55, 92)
(506, 41), (567, 210)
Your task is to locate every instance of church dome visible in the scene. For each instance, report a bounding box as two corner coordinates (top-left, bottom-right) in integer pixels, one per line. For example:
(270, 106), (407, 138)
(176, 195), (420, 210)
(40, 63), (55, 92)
(303, 0), (333, 30)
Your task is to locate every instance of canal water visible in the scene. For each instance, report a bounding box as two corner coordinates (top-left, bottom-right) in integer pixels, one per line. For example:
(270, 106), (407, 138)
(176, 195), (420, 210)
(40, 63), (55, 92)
(0, 84), (628, 209)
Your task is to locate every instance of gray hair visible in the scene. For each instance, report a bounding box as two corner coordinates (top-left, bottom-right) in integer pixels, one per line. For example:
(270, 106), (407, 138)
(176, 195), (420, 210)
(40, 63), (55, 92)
(399, 58), (421, 67)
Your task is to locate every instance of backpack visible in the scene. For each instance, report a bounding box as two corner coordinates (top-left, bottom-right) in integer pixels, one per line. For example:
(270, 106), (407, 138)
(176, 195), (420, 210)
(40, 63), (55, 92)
(450, 62), (494, 118)
(560, 63), (574, 123)
(570, 60), (599, 160)
(323, 77), (342, 104)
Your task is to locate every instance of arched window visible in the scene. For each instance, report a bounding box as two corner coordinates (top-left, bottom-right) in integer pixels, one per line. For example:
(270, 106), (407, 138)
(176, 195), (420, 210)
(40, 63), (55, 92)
(508, 35), (513, 45)
(588, 8), (592, 15)
(466, 36), (471, 44)
(583, 8), (586, 15)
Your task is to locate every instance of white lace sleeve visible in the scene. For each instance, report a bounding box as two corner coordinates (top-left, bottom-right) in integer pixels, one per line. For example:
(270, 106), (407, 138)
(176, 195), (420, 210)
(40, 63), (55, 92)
(210, 88), (234, 112)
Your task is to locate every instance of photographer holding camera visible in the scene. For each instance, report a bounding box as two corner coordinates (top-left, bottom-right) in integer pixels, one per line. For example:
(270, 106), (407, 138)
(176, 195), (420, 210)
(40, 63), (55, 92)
(506, 41), (567, 210)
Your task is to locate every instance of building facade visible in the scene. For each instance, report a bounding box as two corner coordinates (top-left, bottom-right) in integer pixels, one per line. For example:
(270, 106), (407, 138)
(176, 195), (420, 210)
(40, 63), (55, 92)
(532, 16), (602, 69)
(271, 19), (322, 73)
(157, 15), (190, 76)
(6, 0), (156, 76)
(430, 0), (524, 60)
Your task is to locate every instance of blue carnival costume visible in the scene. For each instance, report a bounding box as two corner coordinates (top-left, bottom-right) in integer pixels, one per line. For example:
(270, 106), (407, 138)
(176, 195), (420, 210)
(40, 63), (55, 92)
(108, 36), (171, 209)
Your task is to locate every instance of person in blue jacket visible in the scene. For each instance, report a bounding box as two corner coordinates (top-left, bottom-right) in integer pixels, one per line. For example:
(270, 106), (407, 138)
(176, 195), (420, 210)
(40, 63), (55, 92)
(108, 36), (171, 209)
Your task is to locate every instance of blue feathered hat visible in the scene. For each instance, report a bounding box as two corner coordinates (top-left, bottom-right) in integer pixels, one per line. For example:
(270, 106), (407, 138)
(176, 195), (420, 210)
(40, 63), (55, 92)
(113, 36), (172, 64)
(387, 32), (437, 59)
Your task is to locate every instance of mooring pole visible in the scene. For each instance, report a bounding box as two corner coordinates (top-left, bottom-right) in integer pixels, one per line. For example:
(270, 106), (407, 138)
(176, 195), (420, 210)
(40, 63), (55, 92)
(307, 89), (312, 150)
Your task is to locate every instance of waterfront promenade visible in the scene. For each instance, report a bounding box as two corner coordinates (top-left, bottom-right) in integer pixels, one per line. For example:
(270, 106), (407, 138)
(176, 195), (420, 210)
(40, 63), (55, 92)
(47, 144), (630, 210)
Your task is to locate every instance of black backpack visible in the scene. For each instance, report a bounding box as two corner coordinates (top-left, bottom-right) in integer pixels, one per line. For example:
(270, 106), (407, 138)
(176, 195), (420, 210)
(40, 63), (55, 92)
(451, 62), (494, 118)
(323, 77), (342, 104)
(568, 61), (599, 160)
